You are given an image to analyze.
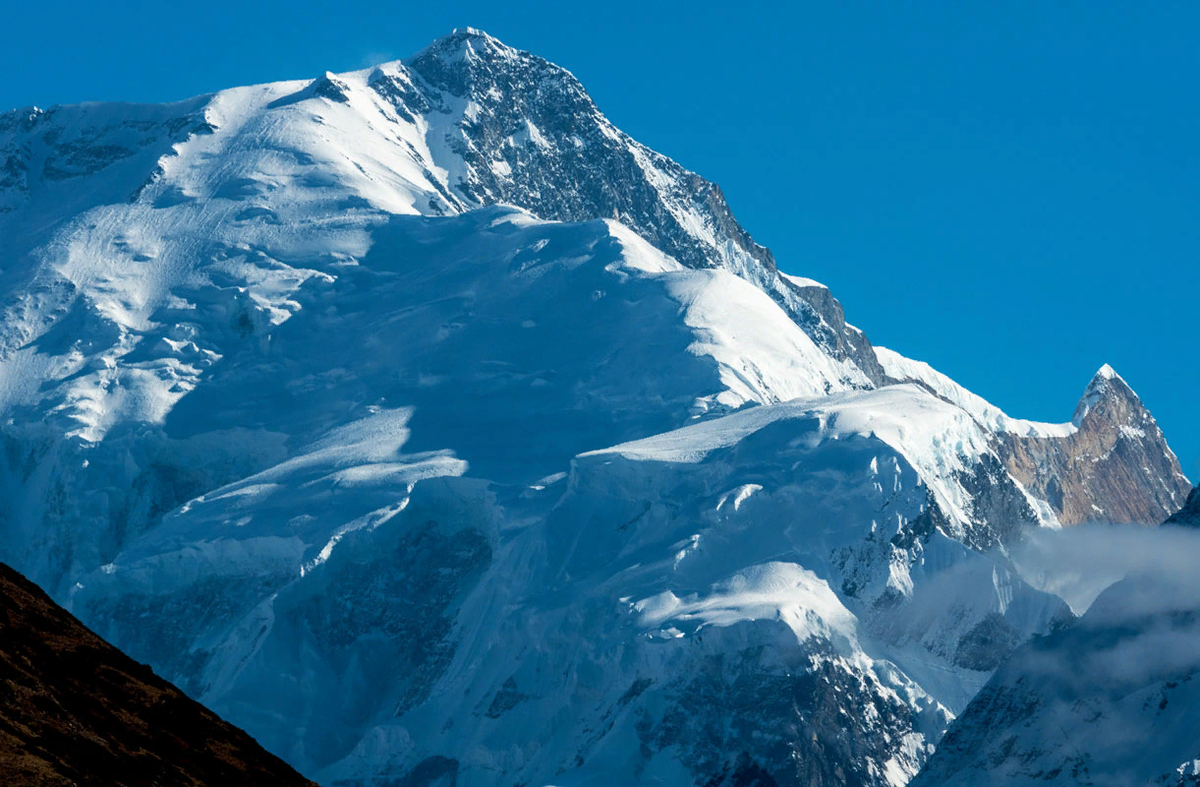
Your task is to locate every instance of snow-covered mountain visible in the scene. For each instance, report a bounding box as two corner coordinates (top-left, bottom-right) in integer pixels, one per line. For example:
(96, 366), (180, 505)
(911, 557), (1200, 787)
(0, 27), (1190, 787)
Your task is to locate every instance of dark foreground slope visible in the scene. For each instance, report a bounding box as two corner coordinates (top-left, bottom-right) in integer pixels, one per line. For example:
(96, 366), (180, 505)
(0, 563), (318, 787)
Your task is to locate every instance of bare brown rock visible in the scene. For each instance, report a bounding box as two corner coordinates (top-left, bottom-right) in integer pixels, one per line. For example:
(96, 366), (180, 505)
(0, 562), (320, 787)
(999, 366), (1191, 525)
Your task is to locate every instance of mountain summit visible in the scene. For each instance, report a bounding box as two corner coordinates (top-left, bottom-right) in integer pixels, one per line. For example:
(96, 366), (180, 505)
(0, 29), (1190, 787)
(1001, 363), (1190, 524)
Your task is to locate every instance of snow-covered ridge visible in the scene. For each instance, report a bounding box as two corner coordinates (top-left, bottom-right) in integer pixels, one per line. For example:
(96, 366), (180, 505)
(875, 347), (1076, 439)
(588, 385), (992, 525)
(782, 272), (829, 290)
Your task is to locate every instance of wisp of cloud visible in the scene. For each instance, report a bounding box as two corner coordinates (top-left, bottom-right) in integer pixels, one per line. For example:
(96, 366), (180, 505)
(1009, 522), (1200, 615)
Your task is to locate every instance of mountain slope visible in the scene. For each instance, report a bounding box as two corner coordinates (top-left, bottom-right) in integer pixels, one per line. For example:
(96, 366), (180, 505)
(1166, 487), (1200, 528)
(0, 562), (318, 787)
(911, 566), (1200, 787)
(76, 385), (1070, 786)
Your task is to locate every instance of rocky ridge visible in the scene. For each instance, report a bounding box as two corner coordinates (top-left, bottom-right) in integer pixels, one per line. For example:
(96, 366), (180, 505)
(877, 352), (1190, 526)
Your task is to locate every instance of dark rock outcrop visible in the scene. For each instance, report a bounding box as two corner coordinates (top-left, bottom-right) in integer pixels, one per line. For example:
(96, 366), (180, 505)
(389, 28), (885, 384)
(0, 562), (319, 787)
(1166, 486), (1200, 527)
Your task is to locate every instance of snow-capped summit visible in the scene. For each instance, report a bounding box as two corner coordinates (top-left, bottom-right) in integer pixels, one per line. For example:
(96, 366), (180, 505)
(412, 26), (514, 62)
(0, 29), (1190, 787)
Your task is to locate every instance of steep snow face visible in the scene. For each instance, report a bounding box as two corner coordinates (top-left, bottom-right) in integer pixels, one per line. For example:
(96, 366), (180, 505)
(0, 202), (864, 593)
(155, 206), (869, 485)
(76, 384), (1069, 787)
(912, 562), (1200, 787)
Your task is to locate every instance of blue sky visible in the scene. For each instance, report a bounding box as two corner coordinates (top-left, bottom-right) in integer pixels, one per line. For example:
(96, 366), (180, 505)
(5, 1), (1196, 483)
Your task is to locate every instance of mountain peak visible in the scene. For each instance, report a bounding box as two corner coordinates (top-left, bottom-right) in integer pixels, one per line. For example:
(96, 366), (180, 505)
(410, 26), (519, 67)
(1073, 363), (1137, 427)
(402, 25), (580, 109)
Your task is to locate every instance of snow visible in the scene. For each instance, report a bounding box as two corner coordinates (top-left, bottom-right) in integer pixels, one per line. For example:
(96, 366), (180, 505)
(635, 562), (858, 646)
(64, 367), (1067, 785)
(876, 346), (1077, 438)
(587, 384), (993, 528)
(782, 272), (828, 289)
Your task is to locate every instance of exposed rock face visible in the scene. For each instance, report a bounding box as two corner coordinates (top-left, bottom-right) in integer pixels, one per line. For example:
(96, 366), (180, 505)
(0, 562), (317, 787)
(999, 366), (1191, 524)
(1166, 486), (1200, 527)
(390, 28), (885, 383)
(634, 642), (943, 787)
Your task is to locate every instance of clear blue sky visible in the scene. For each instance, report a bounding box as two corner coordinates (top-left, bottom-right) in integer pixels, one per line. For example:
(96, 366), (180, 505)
(5, 1), (1196, 483)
